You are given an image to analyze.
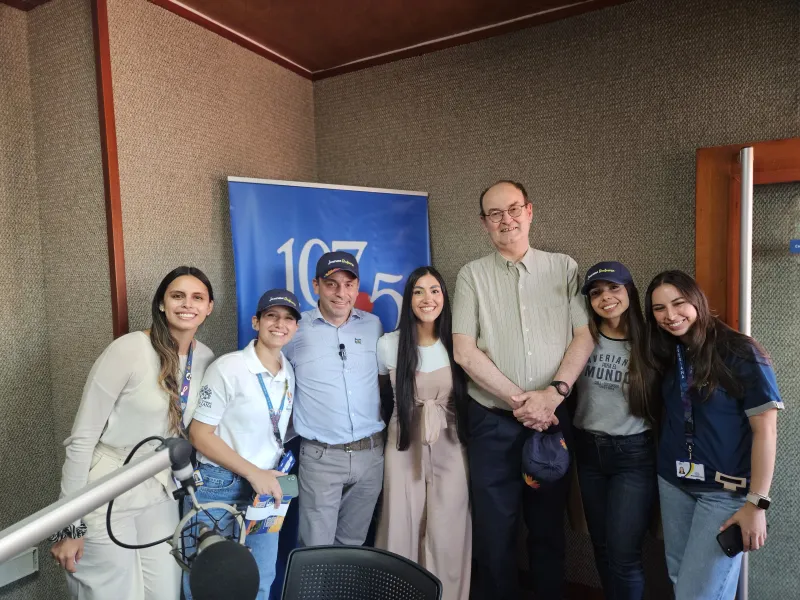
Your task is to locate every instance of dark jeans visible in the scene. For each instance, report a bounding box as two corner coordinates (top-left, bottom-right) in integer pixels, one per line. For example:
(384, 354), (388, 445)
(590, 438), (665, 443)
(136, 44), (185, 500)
(575, 428), (656, 600)
(468, 398), (573, 600)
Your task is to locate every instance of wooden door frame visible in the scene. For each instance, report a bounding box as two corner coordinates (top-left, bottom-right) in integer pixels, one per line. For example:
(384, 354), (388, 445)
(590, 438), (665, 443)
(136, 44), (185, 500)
(695, 137), (800, 329)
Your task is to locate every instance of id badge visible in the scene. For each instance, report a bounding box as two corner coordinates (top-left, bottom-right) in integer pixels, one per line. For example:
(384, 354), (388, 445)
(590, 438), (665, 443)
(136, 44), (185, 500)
(192, 469), (204, 487)
(676, 460), (705, 481)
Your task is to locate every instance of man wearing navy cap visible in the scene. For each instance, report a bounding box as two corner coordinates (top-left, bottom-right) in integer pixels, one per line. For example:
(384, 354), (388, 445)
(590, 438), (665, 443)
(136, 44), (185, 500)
(284, 251), (385, 547)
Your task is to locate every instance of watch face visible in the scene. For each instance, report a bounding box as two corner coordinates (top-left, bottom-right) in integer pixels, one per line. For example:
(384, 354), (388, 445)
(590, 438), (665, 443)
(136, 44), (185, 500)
(553, 381), (569, 396)
(758, 498), (771, 509)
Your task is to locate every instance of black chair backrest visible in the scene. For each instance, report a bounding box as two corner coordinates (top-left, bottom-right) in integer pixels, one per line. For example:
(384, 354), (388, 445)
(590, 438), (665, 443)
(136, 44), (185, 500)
(280, 546), (443, 600)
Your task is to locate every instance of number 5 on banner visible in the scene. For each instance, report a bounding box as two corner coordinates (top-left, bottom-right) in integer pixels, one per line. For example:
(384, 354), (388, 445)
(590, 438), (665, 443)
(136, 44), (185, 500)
(372, 273), (403, 329)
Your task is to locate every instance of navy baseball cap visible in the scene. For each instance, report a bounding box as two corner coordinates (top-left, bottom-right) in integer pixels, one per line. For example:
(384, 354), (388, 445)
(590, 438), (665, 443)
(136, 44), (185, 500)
(522, 428), (570, 486)
(256, 289), (301, 320)
(581, 261), (633, 295)
(315, 251), (359, 279)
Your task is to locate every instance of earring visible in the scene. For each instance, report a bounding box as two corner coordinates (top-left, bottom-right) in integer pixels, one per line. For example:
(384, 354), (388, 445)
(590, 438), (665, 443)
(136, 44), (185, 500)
(159, 305), (165, 312)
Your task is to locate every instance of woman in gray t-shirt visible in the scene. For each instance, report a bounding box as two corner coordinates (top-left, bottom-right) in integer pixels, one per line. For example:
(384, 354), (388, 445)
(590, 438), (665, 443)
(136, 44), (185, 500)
(574, 261), (658, 600)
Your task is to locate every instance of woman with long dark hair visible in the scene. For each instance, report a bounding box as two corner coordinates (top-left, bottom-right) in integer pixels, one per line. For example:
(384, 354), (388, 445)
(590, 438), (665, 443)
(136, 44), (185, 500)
(573, 261), (658, 600)
(375, 266), (470, 600)
(645, 270), (782, 599)
(50, 267), (215, 600)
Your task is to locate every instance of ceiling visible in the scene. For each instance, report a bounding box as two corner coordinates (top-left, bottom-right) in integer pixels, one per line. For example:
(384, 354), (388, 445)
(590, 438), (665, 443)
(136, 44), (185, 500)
(1, 0), (51, 9)
(150, 0), (632, 79)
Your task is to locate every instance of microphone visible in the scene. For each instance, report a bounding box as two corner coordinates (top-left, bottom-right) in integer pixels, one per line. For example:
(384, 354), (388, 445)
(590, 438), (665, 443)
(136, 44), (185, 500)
(0, 437), (260, 600)
(339, 343), (346, 361)
(0, 437), (187, 563)
(188, 526), (259, 600)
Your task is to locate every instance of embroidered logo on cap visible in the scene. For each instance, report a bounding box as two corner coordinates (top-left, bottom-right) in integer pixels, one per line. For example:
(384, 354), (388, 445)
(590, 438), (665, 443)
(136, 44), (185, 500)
(269, 296), (297, 306)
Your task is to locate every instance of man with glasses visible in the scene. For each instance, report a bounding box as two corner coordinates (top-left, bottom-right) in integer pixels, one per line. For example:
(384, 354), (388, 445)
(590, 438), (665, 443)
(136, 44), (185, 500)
(284, 251), (385, 548)
(453, 180), (594, 600)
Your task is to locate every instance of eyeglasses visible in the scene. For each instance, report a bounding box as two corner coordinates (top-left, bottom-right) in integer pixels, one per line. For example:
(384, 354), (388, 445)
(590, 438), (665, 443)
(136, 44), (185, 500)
(481, 203), (528, 223)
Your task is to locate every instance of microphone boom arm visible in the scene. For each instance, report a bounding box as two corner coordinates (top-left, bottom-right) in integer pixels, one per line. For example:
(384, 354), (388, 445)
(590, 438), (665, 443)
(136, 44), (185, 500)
(0, 441), (177, 564)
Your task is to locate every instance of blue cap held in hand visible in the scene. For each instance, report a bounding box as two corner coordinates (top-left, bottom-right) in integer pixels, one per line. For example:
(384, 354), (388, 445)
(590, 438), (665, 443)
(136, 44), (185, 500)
(522, 428), (570, 485)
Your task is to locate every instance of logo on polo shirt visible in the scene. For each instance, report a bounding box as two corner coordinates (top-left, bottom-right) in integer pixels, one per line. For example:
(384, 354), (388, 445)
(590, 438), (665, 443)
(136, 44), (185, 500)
(355, 338), (362, 344)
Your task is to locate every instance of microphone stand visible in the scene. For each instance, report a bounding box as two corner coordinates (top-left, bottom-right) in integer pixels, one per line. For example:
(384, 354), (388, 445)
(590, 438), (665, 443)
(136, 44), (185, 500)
(0, 439), (187, 564)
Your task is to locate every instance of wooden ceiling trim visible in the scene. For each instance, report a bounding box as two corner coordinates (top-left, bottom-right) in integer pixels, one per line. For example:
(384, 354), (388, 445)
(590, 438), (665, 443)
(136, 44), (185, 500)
(149, 0), (313, 79)
(0, 0), (52, 10)
(312, 0), (632, 79)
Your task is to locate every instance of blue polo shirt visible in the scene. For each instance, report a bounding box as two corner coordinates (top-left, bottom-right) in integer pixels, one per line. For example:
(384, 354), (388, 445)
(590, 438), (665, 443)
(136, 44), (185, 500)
(284, 307), (384, 445)
(658, 344), (783, 491)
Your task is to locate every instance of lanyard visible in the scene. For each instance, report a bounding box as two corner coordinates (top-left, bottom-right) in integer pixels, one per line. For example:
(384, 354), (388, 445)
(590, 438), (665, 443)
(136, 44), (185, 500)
(257, 373), (288, 449)
(178, 342), (194, 430)
(675, 344), (695, 460)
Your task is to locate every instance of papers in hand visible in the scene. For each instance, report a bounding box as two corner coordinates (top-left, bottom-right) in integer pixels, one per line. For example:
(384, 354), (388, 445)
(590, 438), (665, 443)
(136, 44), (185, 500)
(245, 493), (294, 535)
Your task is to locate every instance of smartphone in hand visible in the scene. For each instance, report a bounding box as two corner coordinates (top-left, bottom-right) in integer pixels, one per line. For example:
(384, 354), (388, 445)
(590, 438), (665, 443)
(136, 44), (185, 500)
(717, 524), (744, 557)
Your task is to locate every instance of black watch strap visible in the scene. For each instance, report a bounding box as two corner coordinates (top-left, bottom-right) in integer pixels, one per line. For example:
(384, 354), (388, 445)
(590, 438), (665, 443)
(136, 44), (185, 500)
(550, 380), (571, 397)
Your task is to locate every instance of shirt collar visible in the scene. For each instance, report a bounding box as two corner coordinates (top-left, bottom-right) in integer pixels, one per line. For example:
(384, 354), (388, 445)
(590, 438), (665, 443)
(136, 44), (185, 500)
(494, 246), (534, 273)
(242, 340), (288, 381)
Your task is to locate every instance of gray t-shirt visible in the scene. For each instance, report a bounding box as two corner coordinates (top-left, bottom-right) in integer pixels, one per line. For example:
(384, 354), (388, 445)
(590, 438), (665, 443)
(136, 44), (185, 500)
(574, 333), (650, 436)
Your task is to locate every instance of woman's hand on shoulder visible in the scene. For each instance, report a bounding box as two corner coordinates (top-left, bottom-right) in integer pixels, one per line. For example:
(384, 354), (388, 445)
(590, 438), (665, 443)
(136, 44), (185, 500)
(50, 537), (85, 573)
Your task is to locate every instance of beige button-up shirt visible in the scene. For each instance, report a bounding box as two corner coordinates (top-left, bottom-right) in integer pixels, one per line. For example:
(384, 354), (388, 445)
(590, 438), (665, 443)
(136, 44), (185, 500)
(453, 247), (589, 410)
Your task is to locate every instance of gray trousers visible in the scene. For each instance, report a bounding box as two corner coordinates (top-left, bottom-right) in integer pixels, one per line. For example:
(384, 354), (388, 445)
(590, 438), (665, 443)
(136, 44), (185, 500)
(298, 438), (385, 546)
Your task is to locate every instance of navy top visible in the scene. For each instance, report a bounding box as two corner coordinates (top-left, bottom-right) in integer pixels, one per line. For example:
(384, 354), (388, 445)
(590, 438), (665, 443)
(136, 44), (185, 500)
(657, 345), (783, 492)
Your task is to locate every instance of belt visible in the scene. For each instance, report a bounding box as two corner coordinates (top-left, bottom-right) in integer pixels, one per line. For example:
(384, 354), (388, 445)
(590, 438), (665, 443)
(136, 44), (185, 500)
(305, 431), (385, 452)
(575, 428), (653, 444)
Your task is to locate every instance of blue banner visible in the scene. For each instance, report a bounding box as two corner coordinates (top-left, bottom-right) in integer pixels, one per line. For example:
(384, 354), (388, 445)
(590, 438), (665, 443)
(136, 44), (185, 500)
(228, 178), (431, 345)
(227, 178), (430, 599)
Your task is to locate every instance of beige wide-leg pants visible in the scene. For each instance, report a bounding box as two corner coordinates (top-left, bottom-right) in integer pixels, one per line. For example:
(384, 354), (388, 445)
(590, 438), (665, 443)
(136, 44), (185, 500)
(376, 412), (472, 600)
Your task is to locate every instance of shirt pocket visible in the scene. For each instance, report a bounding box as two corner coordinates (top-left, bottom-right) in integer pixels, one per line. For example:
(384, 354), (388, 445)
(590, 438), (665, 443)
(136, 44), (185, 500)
(339, 332), (377, 372)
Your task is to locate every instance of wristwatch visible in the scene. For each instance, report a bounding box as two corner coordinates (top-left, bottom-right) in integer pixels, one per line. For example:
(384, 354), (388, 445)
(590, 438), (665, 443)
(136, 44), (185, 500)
(549, 380), (571, 398)
(746, 492), (771, 510)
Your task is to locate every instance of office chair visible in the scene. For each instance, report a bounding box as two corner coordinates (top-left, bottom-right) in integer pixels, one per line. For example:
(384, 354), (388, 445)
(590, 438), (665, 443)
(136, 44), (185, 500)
(280, 545), (443, 600)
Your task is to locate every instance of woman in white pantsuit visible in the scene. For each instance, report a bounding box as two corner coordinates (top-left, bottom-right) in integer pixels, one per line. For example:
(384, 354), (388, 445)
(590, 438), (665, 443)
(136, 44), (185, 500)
(49, 266), (215, 600)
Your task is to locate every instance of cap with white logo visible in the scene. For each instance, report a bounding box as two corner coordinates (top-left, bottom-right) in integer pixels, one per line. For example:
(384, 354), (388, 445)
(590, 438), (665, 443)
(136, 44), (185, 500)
(581, 261), (633, 295)
(315, 251), (359, 280)
(256, 288), (301, 320)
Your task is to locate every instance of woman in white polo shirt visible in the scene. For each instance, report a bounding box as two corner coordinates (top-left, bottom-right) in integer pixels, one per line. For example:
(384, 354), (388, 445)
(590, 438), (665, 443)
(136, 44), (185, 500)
(184, 289), (300, 600)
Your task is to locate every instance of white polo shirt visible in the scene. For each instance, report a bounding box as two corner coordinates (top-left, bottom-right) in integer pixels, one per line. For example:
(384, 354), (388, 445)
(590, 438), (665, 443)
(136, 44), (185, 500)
(192, 340), (294, 470)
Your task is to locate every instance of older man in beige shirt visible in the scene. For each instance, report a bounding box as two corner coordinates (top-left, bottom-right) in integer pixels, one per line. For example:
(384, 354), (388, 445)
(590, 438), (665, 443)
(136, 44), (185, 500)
(453, 180), (593, 600)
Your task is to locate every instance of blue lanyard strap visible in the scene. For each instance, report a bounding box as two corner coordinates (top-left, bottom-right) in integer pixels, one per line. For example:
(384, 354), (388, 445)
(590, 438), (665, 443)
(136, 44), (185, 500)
(178, 342), (194, 428)
(675, 344), (695, 460)
(257, 372), (289, 446)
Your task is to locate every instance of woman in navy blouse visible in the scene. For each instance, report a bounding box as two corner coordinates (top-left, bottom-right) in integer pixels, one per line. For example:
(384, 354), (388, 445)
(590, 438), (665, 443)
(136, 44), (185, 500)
(645, 270), (782, 600)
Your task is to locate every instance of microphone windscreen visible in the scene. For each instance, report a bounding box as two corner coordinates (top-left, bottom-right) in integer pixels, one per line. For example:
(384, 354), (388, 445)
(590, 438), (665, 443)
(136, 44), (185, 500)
(189, 538), (260, 600)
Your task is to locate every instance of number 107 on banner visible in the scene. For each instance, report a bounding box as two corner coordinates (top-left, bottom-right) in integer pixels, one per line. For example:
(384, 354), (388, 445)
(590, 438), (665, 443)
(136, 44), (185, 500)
(277, 238), (404, 329)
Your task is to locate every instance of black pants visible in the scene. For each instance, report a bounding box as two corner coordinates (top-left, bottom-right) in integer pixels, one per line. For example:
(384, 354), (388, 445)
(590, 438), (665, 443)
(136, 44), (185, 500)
(468, 398), (573, 600)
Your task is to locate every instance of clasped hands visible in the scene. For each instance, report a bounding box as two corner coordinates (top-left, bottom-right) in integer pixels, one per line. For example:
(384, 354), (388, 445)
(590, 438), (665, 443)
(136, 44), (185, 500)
(510, 386), (561, 431)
